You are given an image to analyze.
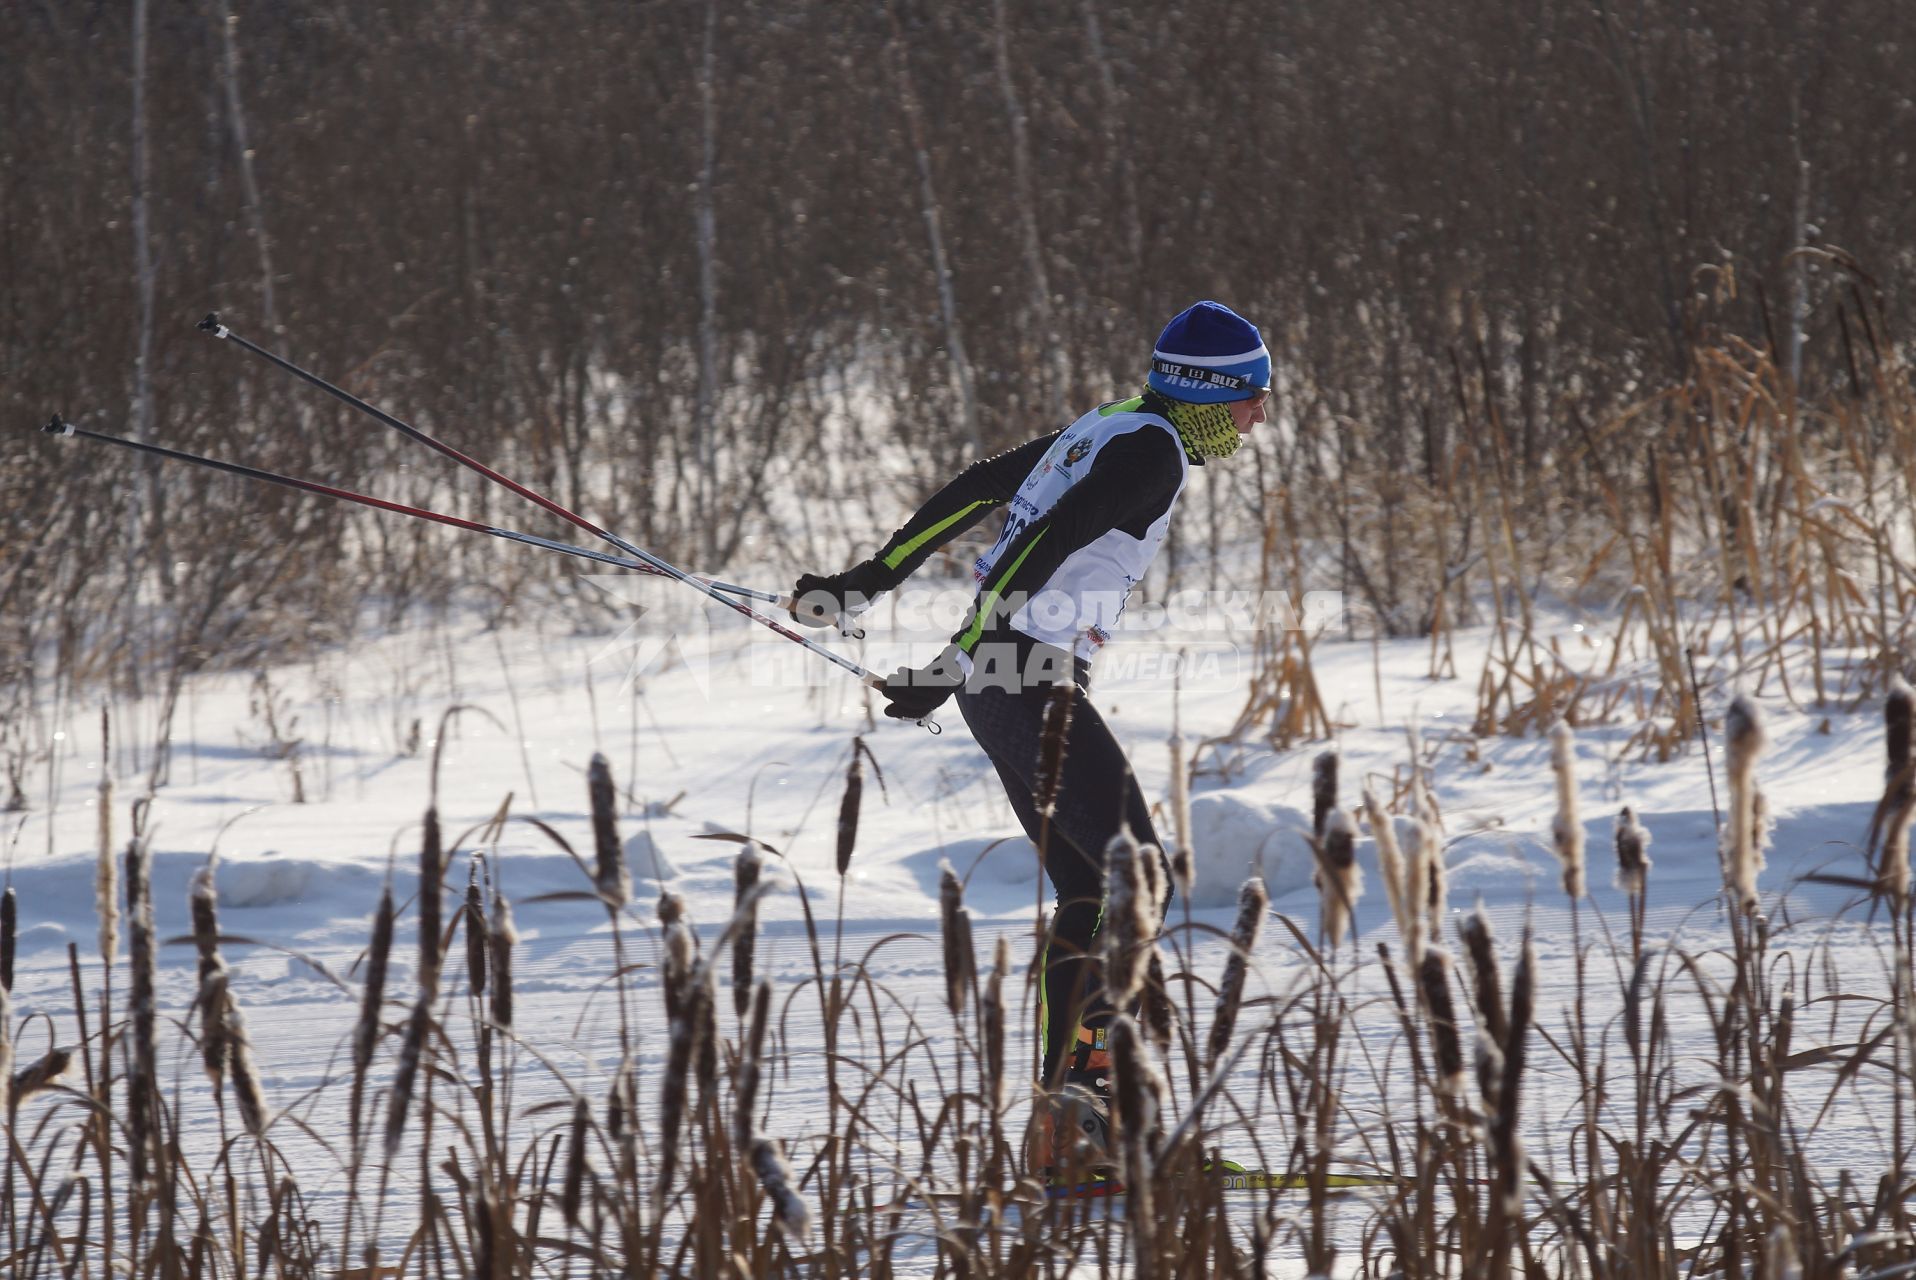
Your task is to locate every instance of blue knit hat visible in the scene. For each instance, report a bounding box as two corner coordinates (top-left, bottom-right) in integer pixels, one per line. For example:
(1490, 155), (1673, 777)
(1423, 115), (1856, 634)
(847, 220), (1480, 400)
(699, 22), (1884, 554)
(1147, 301), (1271, 404)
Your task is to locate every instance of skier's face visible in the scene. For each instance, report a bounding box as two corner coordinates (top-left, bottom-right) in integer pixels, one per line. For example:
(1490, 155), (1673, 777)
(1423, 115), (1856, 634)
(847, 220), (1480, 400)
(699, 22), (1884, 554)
(1229, 388), (1269, 435)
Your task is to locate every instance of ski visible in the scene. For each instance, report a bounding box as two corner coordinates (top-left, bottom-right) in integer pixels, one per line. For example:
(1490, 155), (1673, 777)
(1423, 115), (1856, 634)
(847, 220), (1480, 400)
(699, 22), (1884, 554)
(1043, 1162), (1397, 1201)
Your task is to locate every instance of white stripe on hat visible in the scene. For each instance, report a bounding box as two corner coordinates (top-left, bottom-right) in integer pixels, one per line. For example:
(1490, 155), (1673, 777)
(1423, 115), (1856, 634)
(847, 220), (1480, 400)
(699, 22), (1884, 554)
(1151, 342), (1270, 369)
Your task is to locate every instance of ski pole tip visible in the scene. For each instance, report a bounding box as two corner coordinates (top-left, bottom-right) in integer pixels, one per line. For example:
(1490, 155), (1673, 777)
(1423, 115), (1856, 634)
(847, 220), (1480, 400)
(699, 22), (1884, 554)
(41, 414), (72, 437)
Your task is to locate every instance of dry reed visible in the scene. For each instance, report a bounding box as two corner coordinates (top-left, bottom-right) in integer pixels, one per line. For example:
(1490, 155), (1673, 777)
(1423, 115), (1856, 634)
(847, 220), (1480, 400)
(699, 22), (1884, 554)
(419, 806), (444, 1001)
(1101, 829), (1156, 1008)
(1036, 678), (1076, 819)
(1614, 806), (1653, 894)
(734, 844), (761, 1020)
(2, 882), (15, 993)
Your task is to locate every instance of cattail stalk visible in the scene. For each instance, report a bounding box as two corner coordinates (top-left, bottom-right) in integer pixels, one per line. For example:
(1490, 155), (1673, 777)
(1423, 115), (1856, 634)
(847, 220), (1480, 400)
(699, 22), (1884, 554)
(9, 1043), (73, 1105)
(1315, 808), (1362, 948)
(0, 982), (11, 1120)
(658, 959), (708, 1200)
(1366, 788), (1411, 948)
(1415, 782), (1446, 925)
(419, 807), (444, 1001)
(1419, 946), (1467, 1100)
(125, 834), (159, 1185)
(1109, 1015), (1165, 1274)
(1549, 720), (1586, 900)
(734, 845), (762, 1020)
(384, 999), (430, 1161)
(736, 979), (771, 1148)
(983, 937), (1008, 1106)
(836, 740), (864, 876)
(2, 883), (16, 993)
(938, 862), (975, 1016)
(1101, 830), (1156, 1008)
(561, 1095), (591, 1229)
(1310, 749), (1338, 839)
(750, 1137), (811, 1239)
(1207, 876), (1267, 1067)
(588, 753), (631, 908)
(190, 866), (230, 1084)
(464, 869), (488, 999)
(490, 891), (516, 1032)
(1723, 694), (1768, 911)
(351, 882), (395, 1151)
(1615, 807), (1653, 895)
(97, 708), (115, 967)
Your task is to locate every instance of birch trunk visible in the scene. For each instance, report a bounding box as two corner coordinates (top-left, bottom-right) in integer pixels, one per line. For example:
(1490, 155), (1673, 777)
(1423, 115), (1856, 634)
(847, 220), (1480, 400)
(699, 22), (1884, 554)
(215, 0), (278, 334)
(886, 3), (982, 455)
(695, 0), (721, 563)
(992, 0), (1064, 419)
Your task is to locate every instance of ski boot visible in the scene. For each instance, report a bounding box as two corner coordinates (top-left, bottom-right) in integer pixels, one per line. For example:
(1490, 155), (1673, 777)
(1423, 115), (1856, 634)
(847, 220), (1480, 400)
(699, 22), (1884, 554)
(1034, 1025), (1118, 1187)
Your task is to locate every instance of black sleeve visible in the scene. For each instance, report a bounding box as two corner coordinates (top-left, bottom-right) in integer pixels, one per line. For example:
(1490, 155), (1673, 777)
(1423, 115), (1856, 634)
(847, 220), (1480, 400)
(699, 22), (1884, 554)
(952, 425), (1184, 655)
(863, 432), (1060, 590)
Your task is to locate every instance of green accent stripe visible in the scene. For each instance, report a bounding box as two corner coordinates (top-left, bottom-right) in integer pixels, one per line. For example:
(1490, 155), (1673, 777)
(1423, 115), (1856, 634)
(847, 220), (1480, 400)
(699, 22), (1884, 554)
(882, 499), (993, 571)
(1099, 395), (1146, 417)
(957, 528), (1046, 652)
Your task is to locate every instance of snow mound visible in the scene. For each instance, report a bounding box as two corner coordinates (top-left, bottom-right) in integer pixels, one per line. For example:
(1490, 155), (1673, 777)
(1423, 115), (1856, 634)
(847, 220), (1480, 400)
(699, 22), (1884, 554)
(1185, 792), (1312, 908)
(217, 858), (319, 909)
(623, 830), (677, 883)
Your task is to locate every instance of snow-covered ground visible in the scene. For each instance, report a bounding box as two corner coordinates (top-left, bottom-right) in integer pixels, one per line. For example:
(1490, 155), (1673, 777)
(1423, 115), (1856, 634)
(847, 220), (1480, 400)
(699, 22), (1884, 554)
(3, 569), (1903, 1274)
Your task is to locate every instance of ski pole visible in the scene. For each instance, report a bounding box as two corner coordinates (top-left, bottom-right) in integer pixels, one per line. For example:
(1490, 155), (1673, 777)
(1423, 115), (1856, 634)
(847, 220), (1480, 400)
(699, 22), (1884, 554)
(195, 314), (886, 688)
(38, 415), (700, 580)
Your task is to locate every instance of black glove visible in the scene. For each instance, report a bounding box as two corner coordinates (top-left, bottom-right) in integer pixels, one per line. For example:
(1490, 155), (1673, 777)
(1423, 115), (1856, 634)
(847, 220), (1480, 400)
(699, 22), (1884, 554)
(790, 561), (887, 629)
(879, 644), (966, 721)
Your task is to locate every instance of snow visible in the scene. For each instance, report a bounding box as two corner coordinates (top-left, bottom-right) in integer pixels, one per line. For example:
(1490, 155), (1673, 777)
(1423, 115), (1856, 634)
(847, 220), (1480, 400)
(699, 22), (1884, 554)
(2, 580), (1904, 1273)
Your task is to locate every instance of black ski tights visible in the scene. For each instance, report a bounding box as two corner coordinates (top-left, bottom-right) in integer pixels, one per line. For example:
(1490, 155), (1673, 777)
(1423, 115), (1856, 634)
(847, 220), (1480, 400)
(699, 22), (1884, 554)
(956, 676), (1171, 1086)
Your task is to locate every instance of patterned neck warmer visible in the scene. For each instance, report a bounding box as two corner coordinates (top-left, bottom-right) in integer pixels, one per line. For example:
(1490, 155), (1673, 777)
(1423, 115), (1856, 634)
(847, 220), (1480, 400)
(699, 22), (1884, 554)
(1154, 390), (1244, 460)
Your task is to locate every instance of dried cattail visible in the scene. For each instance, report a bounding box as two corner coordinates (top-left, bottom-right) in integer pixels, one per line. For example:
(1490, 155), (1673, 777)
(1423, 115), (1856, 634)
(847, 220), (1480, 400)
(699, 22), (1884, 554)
(658, 961), (708, 1198)
(1167, 727), (1193, 871)
(662, 906), (696, 1027)
(561, 1095), (591, 1228)
(1723, 694), (1768, 911)
(694, 960), (718, 1104)
(733, 845), (762, 1020)
(1881, 676), (1914, 897)
(1207, 876), (1267, 1067)
(1614, 807), (1653, 895)
(464, 867), (488, 998)
(736, 979), (771, 1148)
(836, 741), (864, 876)
(419, 807), (444, 1001)
(1108, 1014), (1166, 1229)
(1142, 949), (1174, 1057)
(126, 834), (158, 1184)
(1035, 680), (1077, 818)
(658, 890), (686, 928)
(384, 999), (431, 1161)
(1170, 846), (1194, 901)
(3, 883), (16, 993)
(225, 996), (271, 1138)
(750, 1136), (811, 1239)
(1314, 808), (1362, 947)
(1548, 720), (1586, 900)
(1419, 946), (1467, 1100)
(96, 808), (119, 968)
(1458, 905), (1508, 1048)
(588, 753), (631, 908)
(938, 861), (975, 1016)
(1414, 782), (1447, 925)
(1400, 815), (1429, 966)
(1101, 830), (1155, 1008)
(189, 864), (231, 1083)
(984, 937), (1009, 1106)
(1310, 750), (1338, 839)
(352, 882), (396, 1146)
(0, 983), (11, 1119)
(1492, 928), (1534, 1214)
(489, 891), (516, 1031)
(1365, 788), (1411, 946)
(10, 1043), (73, 1105)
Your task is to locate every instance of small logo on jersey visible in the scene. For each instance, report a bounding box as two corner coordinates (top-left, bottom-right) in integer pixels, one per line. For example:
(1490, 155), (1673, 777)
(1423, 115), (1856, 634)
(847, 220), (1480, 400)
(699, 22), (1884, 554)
(1062, 439), (1093, 468)
(972, 555), (990, 582)
(1086, 625), (1110, 649)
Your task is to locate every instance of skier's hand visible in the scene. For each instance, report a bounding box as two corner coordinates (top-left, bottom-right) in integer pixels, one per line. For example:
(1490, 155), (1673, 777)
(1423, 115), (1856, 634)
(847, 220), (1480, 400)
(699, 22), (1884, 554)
(790, 563), (885, 629)
(879, 645), (966, 722)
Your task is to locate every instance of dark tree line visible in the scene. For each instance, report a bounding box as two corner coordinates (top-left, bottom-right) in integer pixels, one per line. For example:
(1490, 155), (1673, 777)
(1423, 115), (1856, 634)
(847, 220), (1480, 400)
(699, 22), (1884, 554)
(3, 0), (1913, 707)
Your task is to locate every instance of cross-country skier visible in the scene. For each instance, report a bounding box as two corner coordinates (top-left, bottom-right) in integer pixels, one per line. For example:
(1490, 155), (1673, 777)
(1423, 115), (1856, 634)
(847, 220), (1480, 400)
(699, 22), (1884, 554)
(790, 301), (1271, 1175)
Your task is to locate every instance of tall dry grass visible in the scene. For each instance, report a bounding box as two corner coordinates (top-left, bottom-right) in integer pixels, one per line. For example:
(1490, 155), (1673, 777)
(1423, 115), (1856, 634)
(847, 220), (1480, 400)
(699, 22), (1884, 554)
(3, 694), (1915, 1277)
